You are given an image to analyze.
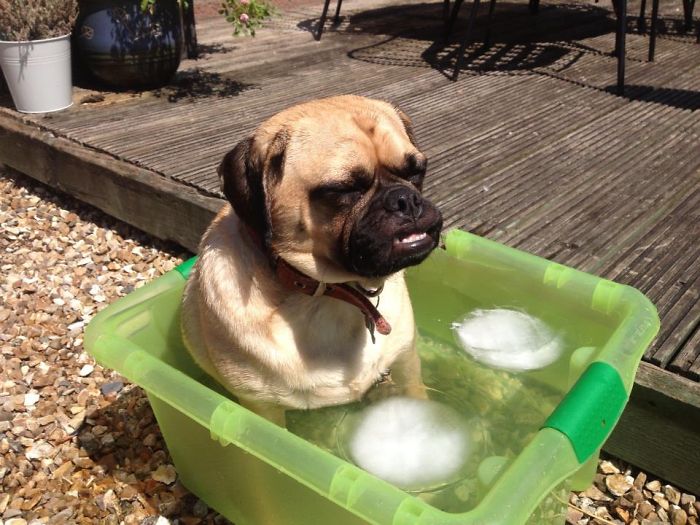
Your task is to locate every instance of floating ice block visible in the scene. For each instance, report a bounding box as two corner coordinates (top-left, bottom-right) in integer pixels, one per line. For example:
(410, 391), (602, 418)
(452, 309), (564, 371)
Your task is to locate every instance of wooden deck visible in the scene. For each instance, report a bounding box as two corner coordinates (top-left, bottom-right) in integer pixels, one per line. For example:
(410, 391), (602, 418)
(1, 0), (699, 493)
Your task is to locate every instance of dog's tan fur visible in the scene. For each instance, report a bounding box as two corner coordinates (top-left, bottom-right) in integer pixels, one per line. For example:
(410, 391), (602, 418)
(181, 96), (430, 424)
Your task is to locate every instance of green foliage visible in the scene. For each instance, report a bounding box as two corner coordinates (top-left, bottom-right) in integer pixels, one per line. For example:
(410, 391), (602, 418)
(140, 0), (189, 14)
(219, 0), (274, 37)
(0, 0), (78, 41)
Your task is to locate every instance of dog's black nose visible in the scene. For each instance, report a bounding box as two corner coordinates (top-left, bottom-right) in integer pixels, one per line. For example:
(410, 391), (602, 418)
(383, 186), (423, 219)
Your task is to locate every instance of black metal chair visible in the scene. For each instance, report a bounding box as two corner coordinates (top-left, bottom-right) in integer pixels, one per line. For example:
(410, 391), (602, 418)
(445, 0), (628, 94)
(315, 0), (627, 94)
(639, 0), (699, 62)
(316, 0), (451, 40)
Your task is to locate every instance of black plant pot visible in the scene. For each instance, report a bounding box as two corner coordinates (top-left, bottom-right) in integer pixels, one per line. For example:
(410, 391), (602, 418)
(74, 0), (183, 89)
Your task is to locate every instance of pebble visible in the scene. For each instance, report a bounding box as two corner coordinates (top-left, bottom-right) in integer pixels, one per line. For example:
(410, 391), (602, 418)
(672, 508), (689, 525)
(566, 507), (584, 524)
(682, 494), (697, 507)
(666, 486), (682, 505)
(24, 442), (53, 460)
(100, 381), (124, 396)
(606, 473), (634, 497)
(646, 480), (662, 492)
(655, 492), (671, 510)
(152, 465), (178, 485)
(638, 500), (655, 518)
(634, 471), (647, 489)
(614, 506), (630, 522)
(78, 364), (94, 377)
(23, 392), (40, 407)
(582, 485), (613, 502)
(600, 460), (621, 475)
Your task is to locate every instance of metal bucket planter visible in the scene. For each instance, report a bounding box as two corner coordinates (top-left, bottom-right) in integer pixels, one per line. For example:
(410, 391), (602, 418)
(0, 34), (73, 113)
(74, 0), (183, 89)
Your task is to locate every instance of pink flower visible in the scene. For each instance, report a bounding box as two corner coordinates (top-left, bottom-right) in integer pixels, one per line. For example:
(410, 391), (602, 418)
(239, 13), (250, 23)
(240, 0), (250, 5)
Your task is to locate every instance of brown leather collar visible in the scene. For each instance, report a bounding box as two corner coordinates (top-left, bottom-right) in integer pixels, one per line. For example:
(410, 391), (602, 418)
(244, 225), (391, 338)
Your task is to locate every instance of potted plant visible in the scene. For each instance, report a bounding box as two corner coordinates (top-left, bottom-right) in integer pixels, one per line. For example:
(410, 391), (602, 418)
(72, 0), (273, 91)
(0, 0), (78, 113)
(219, 0), (275, 37)
(73, 0), (184, 89)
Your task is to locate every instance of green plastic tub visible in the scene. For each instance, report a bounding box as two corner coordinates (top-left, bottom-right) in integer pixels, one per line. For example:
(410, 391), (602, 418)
(84, 230), (659, 525)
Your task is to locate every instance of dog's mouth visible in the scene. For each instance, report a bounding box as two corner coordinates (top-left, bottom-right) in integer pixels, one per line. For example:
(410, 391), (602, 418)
(391, 220), (442, 261)
(394, 230), (431, 250)
(346, 208), (443, 278)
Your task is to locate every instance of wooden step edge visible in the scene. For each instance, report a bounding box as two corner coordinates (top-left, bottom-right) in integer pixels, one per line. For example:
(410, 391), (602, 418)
(0, 108), (223, 254)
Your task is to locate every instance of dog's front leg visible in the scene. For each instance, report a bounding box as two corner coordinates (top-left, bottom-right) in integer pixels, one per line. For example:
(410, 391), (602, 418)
(390, 344), (428, 400)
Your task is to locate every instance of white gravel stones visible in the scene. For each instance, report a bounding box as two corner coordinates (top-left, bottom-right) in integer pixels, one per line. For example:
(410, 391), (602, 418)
(24, 441), (54, 460)
(22, 392), (40, 407)
(78, 364), (94, 377)
(0, 170), (240, 524)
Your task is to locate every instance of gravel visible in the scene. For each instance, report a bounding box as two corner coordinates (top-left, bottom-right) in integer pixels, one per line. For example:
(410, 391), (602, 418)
(0, 169), (226, 525)
(1, 168), (698, 524)
(567, 459), (698, 525)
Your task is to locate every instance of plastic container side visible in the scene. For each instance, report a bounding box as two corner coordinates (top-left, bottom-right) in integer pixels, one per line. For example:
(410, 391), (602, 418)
(84, 270), (186, 352)
(592, 285), (660, 392)
(89, 332), (424, 525)
(442, 231), (625, 317)
(449, 428), (580, 525)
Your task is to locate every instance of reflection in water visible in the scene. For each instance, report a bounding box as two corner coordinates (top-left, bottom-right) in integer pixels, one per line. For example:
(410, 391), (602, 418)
(287, 334), (564, 514)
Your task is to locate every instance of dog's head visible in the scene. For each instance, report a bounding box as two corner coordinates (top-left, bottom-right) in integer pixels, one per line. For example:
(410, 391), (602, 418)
(218, 95), (443, 284)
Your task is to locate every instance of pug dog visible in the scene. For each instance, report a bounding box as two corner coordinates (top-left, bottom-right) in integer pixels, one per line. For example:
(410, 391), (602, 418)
(181, 95), (443, 426)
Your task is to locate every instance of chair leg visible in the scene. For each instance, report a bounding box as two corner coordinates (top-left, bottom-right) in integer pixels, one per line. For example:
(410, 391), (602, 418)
(682, 0), (695, 31)
(484, 0), (497, 48)
(648, 0), (659, 61)
(616, 0), (627, 95)
(333, 0), (344, 25)
(638, 0), (647, 33)
(316, 0), (333, 40)
(453, 0), (481, 81)
(529, 0), (539, 15)
(443, 0), (451, 22)
(611, 0), (620, 20)
(445, 0), (466, 43)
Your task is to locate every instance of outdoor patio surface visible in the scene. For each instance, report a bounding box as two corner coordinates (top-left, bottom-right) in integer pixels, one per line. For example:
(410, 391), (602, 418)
(1, 0), (699, 493)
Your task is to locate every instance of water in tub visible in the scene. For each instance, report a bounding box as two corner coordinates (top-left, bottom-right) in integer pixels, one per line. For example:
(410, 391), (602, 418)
(286, 277), (613, 515)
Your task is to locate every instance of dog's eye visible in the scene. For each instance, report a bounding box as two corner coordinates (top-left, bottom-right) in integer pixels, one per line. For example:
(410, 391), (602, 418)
(311, 182), (365, 204)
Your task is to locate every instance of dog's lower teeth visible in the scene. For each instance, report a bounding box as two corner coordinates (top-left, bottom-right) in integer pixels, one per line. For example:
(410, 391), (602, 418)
(401, 233), (427, 243)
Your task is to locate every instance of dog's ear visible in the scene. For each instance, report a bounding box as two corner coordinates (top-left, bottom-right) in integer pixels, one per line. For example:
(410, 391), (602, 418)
(263, 128), (289, 186)
(218, 131), (289, 247)
(394, 107), (417, 147)
(218, 137), (269, 242)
